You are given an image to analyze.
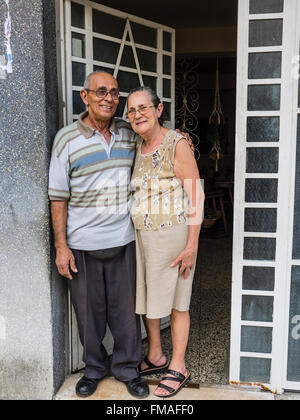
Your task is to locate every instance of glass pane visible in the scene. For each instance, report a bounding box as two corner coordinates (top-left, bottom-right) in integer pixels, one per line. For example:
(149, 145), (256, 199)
(242, 295), (274, 322)
(293, 116), (300, 259)
(240, 358), (271, 383)
(93, 38), (119, 64)
(244, 237), (276, 261)
(71, 1), (85, 29)
(136, 48), (157, 72)
(93, 9), (126, 38)
(130, 22), (157, 48)
(246, 147), (279, 173)
(117, 71), (140, 93)
(247, 117), (280, 142)
(142, 75), (157, 93)
(241, 326), (273, 353)
(287, 266), (300, 381)
(72, 62), (86, 87)
(244, 208), (277, 233)
(245, 179), (278, 203)
(163, 79), (171, 98)
(248, 52), (282, 79)
(163, 102), (171, 121)
(115, 96), (127, 118)
(72, 32), (85, 58)
(163, 31), (172, 52)
(249, 19), (283, 47)
(163, 55), (171, 75)
(73, 90), (86, 115)
(250, 0), (284, 14)
(93, 65), (114, 75)
(242, 266), (275, 291)
(248, 85), (281, 111)
(120, 46), (136, 69)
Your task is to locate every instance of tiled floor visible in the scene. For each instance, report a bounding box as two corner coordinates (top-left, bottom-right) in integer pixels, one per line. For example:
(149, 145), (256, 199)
(55, 372), (300, 400)
(55, 372), (276, 400)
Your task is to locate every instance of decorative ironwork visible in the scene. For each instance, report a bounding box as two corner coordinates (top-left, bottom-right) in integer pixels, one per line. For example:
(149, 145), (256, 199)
(175, 58), (201, 161)
(208, 59), (224, 172)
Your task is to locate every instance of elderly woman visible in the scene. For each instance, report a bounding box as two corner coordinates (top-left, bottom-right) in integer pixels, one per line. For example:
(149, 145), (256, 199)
(127, 86), (205, 398)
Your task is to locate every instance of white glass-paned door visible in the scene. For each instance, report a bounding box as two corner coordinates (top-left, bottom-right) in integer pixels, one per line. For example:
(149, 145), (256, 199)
(231, 0), (300, 393)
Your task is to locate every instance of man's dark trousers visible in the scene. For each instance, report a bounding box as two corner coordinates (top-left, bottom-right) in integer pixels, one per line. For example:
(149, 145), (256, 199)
(68, 241), (141, 382)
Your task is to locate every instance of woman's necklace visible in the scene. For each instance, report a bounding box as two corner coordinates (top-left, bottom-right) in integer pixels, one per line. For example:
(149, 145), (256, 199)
(141, 131), (165, 154)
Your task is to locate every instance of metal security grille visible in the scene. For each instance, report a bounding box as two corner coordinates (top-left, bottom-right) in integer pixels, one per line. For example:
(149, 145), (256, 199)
(231, 0), (300, 393)
(63, 0), (175, 126)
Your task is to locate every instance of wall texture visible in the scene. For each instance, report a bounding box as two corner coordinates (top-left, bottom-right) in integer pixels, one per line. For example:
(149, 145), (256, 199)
(0, 0), (67, 399)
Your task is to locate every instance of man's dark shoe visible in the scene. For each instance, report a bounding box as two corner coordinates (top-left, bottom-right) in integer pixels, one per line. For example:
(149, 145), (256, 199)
(124, 376), (149, 399)
(75, 376), (101, 397)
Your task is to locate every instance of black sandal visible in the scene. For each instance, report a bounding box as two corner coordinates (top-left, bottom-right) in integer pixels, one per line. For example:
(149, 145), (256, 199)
(155, 369), (191, 398)
(138, 356), (170, 376)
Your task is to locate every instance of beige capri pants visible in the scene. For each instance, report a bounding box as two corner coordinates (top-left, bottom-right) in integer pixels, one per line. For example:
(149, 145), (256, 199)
(135, 223), (197, 319)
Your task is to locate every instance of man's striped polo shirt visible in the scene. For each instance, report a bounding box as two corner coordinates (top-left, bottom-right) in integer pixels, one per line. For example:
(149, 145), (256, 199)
(48, 111), (136, 251)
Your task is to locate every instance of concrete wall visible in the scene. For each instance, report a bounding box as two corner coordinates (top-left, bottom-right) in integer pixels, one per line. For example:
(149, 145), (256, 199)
(0, 0), (67, 400)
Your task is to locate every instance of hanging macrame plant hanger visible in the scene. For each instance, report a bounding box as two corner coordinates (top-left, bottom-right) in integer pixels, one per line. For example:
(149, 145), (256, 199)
(208, 59), (224, 172)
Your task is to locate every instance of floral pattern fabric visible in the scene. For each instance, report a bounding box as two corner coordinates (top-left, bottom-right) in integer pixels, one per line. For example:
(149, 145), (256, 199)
(130, 130), (189, 231)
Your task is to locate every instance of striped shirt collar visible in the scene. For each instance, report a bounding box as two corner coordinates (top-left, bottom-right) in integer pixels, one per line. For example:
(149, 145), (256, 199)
(77, 111), (119, 138)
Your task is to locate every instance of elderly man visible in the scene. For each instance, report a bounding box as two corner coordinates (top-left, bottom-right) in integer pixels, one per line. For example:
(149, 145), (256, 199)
(48, 71), (149, 398)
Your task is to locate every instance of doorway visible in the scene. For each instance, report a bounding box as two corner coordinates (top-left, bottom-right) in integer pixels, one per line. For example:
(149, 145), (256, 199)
(56, 0), (300, 394)
(143, 54), (237, 385)
(57, 0), (238, 385)
(175, 55), (236, 384)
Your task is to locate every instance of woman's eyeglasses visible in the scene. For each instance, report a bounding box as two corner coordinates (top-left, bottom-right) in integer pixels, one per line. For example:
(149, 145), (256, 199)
(126, 105), (155, 119)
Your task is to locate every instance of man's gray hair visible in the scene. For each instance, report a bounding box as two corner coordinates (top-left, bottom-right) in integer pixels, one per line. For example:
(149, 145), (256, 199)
(83, 70), (117, 89)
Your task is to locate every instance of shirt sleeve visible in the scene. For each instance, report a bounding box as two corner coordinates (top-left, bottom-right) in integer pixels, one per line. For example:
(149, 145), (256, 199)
(48, 135), (70, 202)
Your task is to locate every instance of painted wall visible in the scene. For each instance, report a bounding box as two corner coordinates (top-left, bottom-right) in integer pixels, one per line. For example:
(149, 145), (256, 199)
(0, 0), (67, 399)
(176, 26), (237, 54)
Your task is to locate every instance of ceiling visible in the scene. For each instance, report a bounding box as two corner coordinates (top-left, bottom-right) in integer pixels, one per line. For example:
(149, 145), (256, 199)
(93, 0), (238, 29)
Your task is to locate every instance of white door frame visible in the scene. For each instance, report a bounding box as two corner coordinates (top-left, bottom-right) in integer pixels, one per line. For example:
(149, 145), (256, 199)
(282, 0), (300, 392)
(56, 0), (300, 389)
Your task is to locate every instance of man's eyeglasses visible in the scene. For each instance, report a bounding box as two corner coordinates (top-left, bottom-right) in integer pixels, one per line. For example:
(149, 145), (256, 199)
(126, 105), (155, 119)
(85, 87), (120, 100)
